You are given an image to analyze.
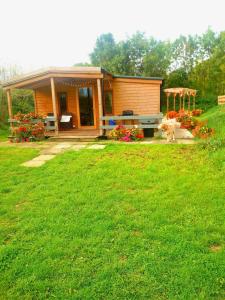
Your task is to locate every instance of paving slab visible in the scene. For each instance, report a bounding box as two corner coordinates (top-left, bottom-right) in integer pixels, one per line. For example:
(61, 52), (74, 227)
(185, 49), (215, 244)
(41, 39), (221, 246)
(175, 128), (193, 139)
(54, 143), (72, 149)
(21, 160), (46, 167)
(32, 154), (56, 161)
(71, 145), (87, 151)
(87, 144), (106, 149)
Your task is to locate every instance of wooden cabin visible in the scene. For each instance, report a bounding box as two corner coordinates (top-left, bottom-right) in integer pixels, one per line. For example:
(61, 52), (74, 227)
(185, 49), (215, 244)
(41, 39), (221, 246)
(3, 67), (163, 138)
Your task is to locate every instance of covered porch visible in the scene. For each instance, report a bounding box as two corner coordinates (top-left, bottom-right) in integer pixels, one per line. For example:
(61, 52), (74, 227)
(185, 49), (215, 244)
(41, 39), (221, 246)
(4, 67), (109, 138)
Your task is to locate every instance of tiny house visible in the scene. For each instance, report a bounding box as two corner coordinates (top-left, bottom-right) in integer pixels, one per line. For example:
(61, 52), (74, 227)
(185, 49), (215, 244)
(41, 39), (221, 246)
(3, 67), (163, 137)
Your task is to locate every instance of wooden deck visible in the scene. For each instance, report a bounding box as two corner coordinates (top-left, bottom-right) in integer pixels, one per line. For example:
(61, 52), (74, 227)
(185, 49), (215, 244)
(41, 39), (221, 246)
(45, 129), (100, 140)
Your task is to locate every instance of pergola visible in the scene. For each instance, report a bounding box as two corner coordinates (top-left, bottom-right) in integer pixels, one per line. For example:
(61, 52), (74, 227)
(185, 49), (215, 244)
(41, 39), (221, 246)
(164, 87), (197, 113)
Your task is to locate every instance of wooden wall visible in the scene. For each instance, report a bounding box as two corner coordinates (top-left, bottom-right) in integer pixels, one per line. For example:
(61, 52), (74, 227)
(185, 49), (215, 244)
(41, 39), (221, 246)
(34, 77), (162, 130)
(218, 95), (225, 105)
(112, 78), (161, 115)
(35, 83), (99, 129)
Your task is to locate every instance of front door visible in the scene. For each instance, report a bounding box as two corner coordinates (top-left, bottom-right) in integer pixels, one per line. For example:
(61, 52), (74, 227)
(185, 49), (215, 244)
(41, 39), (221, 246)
(78, 87), (95, 128)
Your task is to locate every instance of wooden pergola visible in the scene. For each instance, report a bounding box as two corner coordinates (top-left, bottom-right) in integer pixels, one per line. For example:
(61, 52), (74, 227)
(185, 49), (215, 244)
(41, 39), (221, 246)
(164, 87), (197, 113)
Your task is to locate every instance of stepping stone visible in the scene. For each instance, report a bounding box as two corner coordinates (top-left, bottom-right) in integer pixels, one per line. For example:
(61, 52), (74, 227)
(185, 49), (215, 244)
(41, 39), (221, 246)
(175, 128), (193, 139)
(54, 143), (72, 149)
(32, 154), (56, 161)
(87, 144), (106, 150)
(71, 145), (86, 151)
(21, 160), (46, 167)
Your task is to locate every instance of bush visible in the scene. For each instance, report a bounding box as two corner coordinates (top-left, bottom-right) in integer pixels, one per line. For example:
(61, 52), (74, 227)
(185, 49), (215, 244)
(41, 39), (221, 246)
(109, 125), (144, 142)
(10, 112), (45, 142)
(198, 138), (225, 152)
(192, 124), (215, 139)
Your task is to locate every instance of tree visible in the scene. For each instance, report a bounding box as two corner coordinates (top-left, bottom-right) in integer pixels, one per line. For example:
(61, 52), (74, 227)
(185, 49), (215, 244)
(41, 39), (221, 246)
(90, 33), (117, 72)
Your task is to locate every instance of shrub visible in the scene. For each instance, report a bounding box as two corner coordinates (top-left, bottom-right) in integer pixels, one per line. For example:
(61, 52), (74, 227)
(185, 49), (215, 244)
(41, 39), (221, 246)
(192, 124), (215, 139)
(198, 138), (225, 152)
(109, 125), (144, 142)
(167, 111), (178, 119)
(10, 112), (45, 142)
(192, 109), (203, 116)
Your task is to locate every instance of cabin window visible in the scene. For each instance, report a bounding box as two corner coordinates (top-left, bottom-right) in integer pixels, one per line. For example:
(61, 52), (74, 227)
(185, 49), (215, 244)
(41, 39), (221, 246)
(59, 92), (67, 114)
(104, 91), (113, 115)
(78, 87), (94, 126)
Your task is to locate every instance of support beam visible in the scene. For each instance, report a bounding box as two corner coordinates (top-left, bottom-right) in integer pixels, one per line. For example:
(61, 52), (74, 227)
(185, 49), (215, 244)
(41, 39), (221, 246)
(6, 89), (13, 130)
(33, 90), (37, 114)
(179, 94), (182, 111)
(97, 79), (103, 136)
(50, 77), (58, 135)
(193, 95), (196, 110)
(173, 93), (176, 111)
(188, 93), (191, 113)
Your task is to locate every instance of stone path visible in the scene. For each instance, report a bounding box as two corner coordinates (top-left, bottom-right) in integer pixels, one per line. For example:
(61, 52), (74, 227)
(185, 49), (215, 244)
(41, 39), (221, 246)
(21, 143), (106, 167)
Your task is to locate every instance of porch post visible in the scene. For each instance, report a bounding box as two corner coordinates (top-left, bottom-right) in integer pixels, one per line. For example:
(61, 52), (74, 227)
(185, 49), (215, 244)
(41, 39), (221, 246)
(50, 77), (58, 135)
(6, 89), (13, 130)
(97, 78), (103, 136)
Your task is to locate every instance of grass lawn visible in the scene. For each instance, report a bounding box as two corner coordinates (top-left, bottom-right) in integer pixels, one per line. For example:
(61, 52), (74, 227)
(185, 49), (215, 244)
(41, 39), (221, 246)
(0, 142), (225, 299)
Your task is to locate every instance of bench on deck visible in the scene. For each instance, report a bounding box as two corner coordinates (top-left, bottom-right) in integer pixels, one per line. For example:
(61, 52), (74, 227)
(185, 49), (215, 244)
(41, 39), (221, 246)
(100, 113), (163, 130)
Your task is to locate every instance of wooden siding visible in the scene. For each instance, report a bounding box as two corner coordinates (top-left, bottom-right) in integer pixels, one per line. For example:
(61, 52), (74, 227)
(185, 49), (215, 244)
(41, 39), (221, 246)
(112, 78), (161, 115)
(218, 95), (225, 105)
(34, 77), (162, 130)
(35, 83), (99, 129)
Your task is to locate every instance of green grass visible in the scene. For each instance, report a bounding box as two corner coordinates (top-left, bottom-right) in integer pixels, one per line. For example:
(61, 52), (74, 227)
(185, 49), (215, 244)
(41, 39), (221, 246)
(0, 143), (224, 299)
(0, 123), (9, 141)
(199, 105), (225, 138)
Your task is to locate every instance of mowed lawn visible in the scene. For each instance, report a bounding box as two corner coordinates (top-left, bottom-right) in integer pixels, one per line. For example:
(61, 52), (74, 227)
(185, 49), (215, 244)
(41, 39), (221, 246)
(0, 144), (225, 299)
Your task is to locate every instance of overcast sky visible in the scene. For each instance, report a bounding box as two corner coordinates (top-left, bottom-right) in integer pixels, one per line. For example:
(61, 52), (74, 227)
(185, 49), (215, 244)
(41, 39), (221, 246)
(1, 0), (224, 72)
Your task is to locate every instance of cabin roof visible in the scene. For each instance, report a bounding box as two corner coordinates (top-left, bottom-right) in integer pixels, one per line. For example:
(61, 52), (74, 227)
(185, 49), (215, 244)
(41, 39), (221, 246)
(113, 75), (163, 81)
(2, 66), (163, 89)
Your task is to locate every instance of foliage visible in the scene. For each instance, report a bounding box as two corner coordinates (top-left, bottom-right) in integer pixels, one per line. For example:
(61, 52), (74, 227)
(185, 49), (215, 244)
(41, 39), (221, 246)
(191, 109), (203, 116)
(0, 145), (224, 298)
(88, 29), (224, 109)
(14, 112), (45, 122)
(199, 137), (225, 152)
(10, 112), (45, 142)
(192, 124), (215, 139)
(109, 125), (144, 142)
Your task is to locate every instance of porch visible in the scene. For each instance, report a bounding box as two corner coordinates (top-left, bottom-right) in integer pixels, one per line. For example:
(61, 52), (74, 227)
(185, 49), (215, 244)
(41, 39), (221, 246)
(4, 67), (107, 138)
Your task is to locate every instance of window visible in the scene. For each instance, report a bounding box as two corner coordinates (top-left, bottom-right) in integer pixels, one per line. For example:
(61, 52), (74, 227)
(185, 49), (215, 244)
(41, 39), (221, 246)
(104, 91), (113, 114)
(78, 87), (94, 126)
(59, 93), (67, 114)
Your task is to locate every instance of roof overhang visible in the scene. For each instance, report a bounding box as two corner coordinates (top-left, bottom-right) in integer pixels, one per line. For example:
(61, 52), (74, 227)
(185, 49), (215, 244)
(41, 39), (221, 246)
(2, 67), (111, 90)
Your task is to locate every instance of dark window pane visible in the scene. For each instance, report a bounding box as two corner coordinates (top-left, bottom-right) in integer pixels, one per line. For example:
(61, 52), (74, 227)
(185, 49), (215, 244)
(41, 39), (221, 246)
(104, 91), (113, 114)
(59, 93), (67, 114)
(79, 87), (94, 126)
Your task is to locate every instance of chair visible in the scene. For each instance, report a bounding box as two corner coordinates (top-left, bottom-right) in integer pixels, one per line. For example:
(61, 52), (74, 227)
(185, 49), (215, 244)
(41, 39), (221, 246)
(60, 112), (74, 130)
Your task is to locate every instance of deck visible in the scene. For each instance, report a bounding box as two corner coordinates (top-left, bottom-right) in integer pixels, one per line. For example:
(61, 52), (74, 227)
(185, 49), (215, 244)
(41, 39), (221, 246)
(45, 129), (100, 140)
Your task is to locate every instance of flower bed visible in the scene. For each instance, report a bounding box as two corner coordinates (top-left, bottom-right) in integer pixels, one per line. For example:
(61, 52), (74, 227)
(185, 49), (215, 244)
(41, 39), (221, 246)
(109, 125), (144, 142)
(10, 112), (45, 142)
(192, 124), (215, 139)
(166, 109), (214, 139)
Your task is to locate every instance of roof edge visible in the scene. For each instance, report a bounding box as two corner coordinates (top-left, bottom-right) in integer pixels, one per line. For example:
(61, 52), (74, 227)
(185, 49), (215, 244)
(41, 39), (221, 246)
(113, 75), (163, 81)
(2, 66), (105, 88)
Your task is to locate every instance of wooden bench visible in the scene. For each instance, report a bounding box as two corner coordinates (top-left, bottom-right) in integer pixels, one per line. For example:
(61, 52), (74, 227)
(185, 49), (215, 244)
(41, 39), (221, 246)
(100, 114), (163, 130)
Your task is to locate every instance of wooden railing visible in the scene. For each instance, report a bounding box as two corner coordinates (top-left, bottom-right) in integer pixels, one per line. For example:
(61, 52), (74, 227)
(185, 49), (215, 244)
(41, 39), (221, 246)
(100, 113), (163, 129)
(218, 95), (225, 105)
(8, 117), (56, 131)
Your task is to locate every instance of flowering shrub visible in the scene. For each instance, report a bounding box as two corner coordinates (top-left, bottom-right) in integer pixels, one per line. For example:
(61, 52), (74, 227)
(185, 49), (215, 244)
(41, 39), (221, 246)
(192, 109), (203, 116)
(14, 112), (45, 122)
(192, 124), (215, 139)
(167, 111), (178, 119)
(109, 125), (144, 142)
(10, 112), (45, 142)
(176, 114), (197, 129)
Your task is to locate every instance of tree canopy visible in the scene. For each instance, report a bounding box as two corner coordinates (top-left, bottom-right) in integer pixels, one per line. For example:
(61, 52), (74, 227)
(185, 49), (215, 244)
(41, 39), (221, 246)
(87, 28), (225, 109)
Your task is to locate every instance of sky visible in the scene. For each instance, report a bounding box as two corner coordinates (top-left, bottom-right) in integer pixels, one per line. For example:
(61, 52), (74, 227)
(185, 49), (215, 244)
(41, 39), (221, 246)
(0, 0), (225, 72)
